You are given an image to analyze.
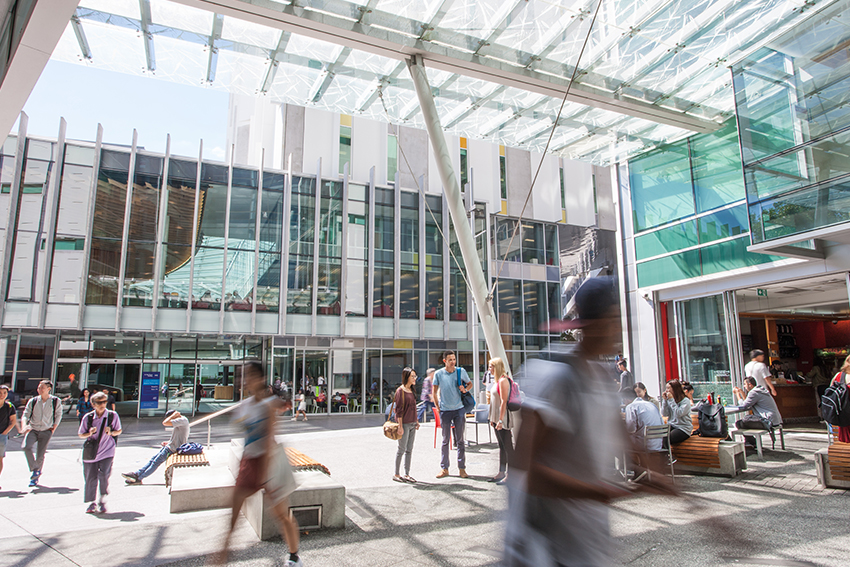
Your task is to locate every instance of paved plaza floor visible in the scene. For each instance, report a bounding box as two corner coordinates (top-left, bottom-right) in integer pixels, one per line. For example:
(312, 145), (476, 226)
(0, 416), (847, 567)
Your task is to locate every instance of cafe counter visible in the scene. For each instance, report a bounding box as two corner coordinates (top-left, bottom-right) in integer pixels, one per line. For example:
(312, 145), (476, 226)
(773, 383), (818, 419)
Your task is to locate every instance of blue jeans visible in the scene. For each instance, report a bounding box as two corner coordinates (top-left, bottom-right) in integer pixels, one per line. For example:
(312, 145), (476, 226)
(440, 409), (466, 470)
(417, 400), (434, 422)
(135, 446), (173, 480)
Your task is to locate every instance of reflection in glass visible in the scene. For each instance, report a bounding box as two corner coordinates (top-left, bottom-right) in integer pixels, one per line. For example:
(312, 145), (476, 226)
(676, 295), (732, 401)
(523, 281), (547, 334)
(318, 181), (343, 315)
(373, 192), (394, 317)
(424, 195), (443, 319)
(224, 249), (255, 311)
(257, 253), (280, 312)
(87, 238), (122, 305)
(449, 228), (467, 321)
(495, 218), (521, 262)
(497, 278), (523, 334)
(400, 193), (419, 319)
(346, 185), (368, 316)
(521, 222), (544, 264)
(288, 177), (315, 314)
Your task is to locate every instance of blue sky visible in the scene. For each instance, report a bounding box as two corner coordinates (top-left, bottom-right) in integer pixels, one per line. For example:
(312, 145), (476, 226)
(19, 60), (228, 160)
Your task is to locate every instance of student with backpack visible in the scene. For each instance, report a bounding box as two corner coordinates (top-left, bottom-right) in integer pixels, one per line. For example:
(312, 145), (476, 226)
(78, 391), (122, 514)
(825, 355), (850, 443)
(21, 380), (64, 487)
(487, 357), (514, 485)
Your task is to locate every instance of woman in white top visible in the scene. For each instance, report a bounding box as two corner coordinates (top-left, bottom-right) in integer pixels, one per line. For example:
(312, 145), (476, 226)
(661, 379), (693, 447)
(487, 357), (513, 484)
(291, 389), (308, 422)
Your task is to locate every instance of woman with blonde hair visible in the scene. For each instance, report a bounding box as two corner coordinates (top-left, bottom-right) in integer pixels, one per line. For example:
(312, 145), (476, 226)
(487, 357), (513, 484)
(831, 355), (850, 443)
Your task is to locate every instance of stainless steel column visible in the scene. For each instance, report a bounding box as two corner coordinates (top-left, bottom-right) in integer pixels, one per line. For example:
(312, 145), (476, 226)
(114, 130), (139, 330)
(38, 118), (67, 329)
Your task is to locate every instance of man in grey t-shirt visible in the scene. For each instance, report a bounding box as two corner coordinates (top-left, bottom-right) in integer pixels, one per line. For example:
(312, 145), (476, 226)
(122, 410), (190, 484)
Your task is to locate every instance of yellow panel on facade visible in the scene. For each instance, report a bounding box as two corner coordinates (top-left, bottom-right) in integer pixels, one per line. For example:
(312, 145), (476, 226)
(561, 209), (567, 223)
(499, 145), (505, 157)
(501, 200), (508, 215)
(393, 339), (413, 349)
(459, 137), (467, 149)
(340, 114), (352, 127)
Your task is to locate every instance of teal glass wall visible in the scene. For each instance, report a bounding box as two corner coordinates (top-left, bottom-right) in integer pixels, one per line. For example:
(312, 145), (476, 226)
(733, 4), (850, 243)
(630, 118), (778, 287)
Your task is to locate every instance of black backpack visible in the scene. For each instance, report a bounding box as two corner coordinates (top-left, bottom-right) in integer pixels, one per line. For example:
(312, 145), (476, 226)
(821, 373), (850, 427)
(695, 401), (728, 438)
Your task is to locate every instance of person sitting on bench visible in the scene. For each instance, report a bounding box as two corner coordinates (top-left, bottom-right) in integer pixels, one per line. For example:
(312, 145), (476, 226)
(731, 377), (783, 446)
(121, 410), (189, 484)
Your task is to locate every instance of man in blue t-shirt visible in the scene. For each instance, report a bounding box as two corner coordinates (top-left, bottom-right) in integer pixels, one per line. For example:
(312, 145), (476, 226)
(432, 350), (471, 478)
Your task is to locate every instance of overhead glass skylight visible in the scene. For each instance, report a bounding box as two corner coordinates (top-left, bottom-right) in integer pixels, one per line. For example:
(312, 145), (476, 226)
(56, 0), (837, 165)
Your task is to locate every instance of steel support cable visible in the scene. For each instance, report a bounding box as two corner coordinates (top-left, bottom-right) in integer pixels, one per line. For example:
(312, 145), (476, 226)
(488, 0), (605, 300)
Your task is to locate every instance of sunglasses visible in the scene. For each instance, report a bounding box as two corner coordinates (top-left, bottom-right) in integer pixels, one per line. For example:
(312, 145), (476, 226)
(93, 401), (107, 405)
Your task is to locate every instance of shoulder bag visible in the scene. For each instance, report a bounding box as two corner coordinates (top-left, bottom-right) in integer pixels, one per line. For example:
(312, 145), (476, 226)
(383, 388), (406, 440)
(458, 370), (476, 414)
(82, 411), (109, 461)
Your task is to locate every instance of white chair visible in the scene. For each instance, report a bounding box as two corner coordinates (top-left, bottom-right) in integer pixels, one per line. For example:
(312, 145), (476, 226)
(466, 403), (493, 445)
(642, 424), (674, 482)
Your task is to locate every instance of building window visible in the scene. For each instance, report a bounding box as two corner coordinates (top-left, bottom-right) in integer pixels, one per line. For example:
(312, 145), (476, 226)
(424, 195), (443, 320)
(158, 158), (197, 309)
(339, 115), (352, 176)
(346, 183), (369, 316)
(499, 146), (507, 200)
(591, 174), (598, 215)
(373, 188), (394, 317)
(318, 180), (343, 315)
(559, 166), (566, 210)
(459, 138), (468, 190)
(287, 176), (316, 314)
(399, 191), (419, 319)
(387, 133), (398, 183)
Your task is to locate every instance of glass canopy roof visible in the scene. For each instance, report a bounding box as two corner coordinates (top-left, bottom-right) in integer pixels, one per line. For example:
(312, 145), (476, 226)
(50, 0), (838, 165)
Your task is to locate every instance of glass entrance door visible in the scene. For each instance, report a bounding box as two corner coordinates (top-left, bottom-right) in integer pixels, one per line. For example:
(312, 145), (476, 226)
(330, 350), (362, 414)
(674, 293), (735, 402)
(197, 361), (243, 409)
(296, 351), (329, 415)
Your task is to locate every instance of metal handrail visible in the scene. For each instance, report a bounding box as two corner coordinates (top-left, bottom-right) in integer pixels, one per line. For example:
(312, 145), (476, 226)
(188, 401), (243, 448)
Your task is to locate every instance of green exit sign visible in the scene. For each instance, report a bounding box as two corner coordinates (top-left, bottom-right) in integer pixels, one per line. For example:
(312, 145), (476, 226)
(757, 289), (768, 297)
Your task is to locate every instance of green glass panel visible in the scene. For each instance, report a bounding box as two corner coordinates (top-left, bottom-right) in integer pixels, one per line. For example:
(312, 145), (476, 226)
(634, 220), (697, 260)
(629, 140), (694, 232)
(697, 206), (748, 244)
(700, 236), (781, 276)
(636, 249), (701, 287)
(690, 121), (745, 212)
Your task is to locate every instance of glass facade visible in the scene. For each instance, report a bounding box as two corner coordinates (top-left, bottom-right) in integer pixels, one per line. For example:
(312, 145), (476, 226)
(373, 188), (394, 318)
(733, 4), (850, 243)
(288, 176), (315, 314)
(629, 120), (781, 287)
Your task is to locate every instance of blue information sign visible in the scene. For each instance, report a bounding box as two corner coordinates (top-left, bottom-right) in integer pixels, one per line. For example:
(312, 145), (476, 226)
(140, 372), (160, 409)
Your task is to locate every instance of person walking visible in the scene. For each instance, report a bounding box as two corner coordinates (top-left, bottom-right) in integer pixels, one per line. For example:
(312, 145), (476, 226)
(217, 362), (303, 567)
(416, 368), (435, 423)
(617, 359), (634, 403)
(487, 358), (513, 485)
(121, 410), (189, 485)
(76, 389), (93, 422)
(661, 379), (693, 446)
(432, 350), (472, 479)
(22, 380), (63, 487)
(392, 367), (420, 483)
(291, 389), (308, 422)
(0, 385), (18, 490)
(78, 392), (122, 513)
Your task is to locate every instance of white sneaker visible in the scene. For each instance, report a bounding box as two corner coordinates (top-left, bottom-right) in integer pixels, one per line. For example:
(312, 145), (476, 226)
(291, 417), (297, 421)
(284, 556), (303, 567)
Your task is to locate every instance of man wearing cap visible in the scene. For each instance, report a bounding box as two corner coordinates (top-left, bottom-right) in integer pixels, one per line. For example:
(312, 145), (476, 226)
(504, 277), (630, 567)
(122, 409), (190, 485)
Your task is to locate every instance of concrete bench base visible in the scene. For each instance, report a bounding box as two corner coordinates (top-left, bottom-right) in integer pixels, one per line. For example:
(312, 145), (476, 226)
(675, 440), (746, 477)
(815, 447), (850, 489)
(245, 470), (346, 540)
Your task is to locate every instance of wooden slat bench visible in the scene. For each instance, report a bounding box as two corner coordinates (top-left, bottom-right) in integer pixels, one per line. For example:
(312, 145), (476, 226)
(828, 442), (850, 481)
(671, 436), (746, 477)
(285, 447), (330, 476)
(672, 436), (721, 469)
(816, 442), (850, 488)
(165, 452), (210, 487)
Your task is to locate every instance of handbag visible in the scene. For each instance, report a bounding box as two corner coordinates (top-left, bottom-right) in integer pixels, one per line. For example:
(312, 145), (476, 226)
(82, 411), (109, 461)
(458, 370), (475, 414)
(383, 388), (406, 440)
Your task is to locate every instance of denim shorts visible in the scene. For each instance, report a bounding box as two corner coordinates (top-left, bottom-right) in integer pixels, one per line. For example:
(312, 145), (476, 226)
(0, 434), (7, 458)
